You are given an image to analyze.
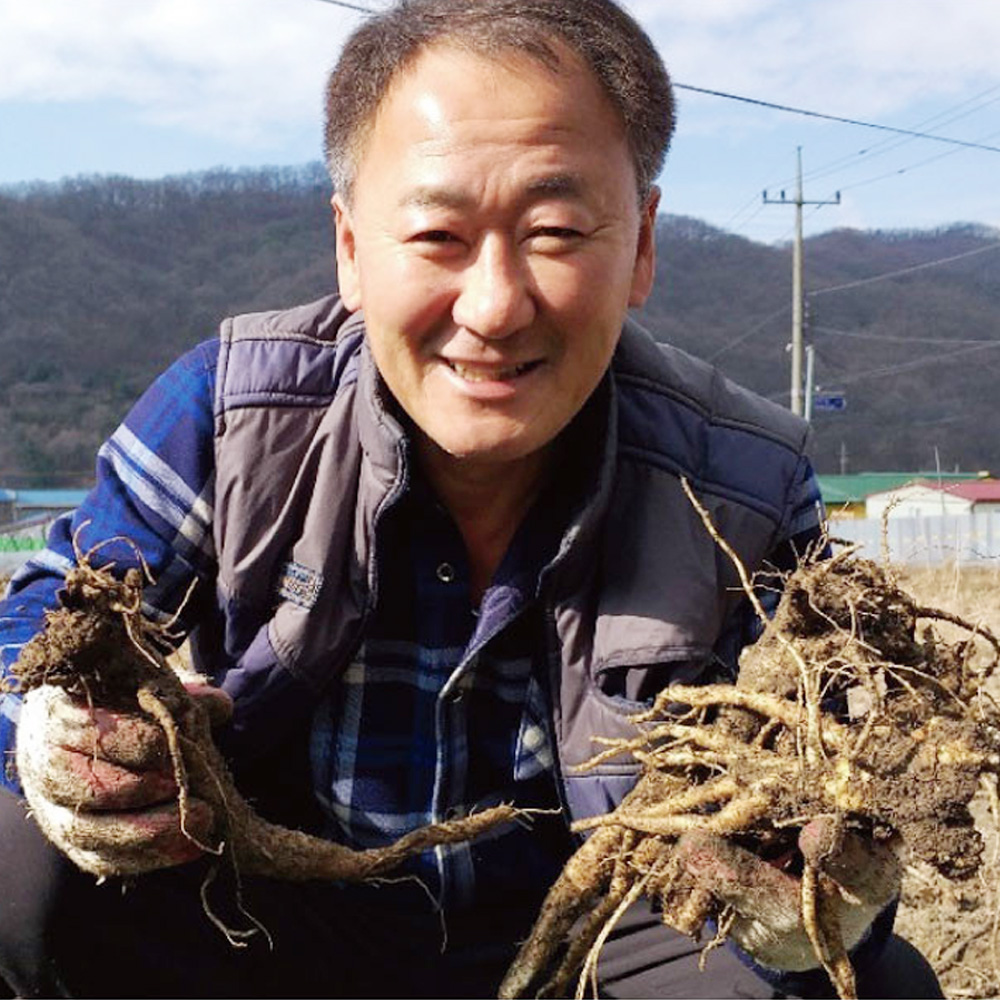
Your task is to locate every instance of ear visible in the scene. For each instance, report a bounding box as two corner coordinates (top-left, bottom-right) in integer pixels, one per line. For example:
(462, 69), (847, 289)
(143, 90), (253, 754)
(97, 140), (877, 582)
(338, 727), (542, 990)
(628, 186), (660, 308)
(332, 193), (362, 311)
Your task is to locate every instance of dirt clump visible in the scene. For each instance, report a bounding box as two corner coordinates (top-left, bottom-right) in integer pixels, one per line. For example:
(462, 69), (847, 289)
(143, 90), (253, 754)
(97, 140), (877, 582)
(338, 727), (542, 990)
(500, 517), (1000, 999)
(891, 564), (1000, 999)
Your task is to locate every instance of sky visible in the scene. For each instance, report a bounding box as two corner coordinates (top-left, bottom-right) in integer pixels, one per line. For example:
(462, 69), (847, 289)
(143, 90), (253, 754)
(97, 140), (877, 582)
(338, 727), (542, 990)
(2, 0), (1000, 246)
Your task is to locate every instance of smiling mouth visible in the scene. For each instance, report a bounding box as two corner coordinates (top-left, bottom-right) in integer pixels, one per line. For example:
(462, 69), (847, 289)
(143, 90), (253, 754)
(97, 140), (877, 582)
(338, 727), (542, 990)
(446, 359), (542, 382)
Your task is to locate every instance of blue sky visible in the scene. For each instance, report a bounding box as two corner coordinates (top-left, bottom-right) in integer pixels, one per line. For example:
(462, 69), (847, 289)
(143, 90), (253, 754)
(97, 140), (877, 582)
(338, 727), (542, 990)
(2, 0), (1000, 245)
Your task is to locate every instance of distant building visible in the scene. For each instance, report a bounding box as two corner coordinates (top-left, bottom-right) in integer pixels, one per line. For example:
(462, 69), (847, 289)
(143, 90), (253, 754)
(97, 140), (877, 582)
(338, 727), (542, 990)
(0, 488), (89, 529)
(866, 479), (1000, 521)
(817, 472), (989, 519)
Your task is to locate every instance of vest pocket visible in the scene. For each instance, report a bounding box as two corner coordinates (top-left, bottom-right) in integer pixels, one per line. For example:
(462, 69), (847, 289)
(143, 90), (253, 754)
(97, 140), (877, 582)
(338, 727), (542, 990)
(592, 652), (714, 711)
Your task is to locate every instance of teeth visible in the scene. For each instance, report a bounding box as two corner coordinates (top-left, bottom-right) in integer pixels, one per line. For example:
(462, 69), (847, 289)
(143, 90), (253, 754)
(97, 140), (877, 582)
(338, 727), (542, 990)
(449, 361), (533, 381)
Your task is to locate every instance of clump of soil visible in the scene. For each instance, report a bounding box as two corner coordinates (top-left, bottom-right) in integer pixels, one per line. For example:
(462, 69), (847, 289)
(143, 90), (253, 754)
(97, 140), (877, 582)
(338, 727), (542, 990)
(7, 553), (515, 942)
(891, 564), (1000, 1000)
(500, 499), (1000, 1000)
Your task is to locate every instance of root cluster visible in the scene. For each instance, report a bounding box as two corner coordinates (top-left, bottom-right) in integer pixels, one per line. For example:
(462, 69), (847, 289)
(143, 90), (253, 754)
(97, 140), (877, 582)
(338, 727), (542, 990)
(8, 550), (515, 942)
(501, 533), (1000, 999)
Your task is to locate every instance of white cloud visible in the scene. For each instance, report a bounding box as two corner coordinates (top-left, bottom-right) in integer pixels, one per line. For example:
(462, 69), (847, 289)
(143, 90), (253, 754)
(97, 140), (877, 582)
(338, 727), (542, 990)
(7, 0), (1000, 141)
(0, 0), (364, 145)
(3, 0), (999, 187)
(637, 0), (1000, 122)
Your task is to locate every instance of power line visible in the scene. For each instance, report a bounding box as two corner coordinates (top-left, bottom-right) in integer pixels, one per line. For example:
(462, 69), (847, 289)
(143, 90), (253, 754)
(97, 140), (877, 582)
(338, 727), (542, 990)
(767, 340), (1000, 400)
(834, 126), (1000, 196)
(308, 0), (374, 12)
(719, 147), (800, 234)
(821, 342), (1000, 387)
(812, 325), (1000, 347)
(721, 193), (766, 234)
(675, 84), (1000, 155)
(808, 241), (1000, 298)
(799, 85), (1000, 187)
(707, 305), (789, 362)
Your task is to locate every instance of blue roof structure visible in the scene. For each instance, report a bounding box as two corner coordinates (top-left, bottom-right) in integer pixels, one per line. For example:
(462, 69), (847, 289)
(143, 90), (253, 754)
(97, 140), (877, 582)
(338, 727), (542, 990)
(5, 489), (88, 508)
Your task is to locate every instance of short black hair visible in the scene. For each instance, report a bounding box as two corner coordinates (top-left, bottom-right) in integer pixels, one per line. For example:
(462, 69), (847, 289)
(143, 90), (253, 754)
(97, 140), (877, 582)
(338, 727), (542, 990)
(324, 0), (675, 201)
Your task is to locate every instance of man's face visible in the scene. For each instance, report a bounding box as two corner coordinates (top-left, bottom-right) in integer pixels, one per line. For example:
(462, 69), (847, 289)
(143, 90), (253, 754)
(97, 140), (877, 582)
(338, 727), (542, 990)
(334, 43), (658, 470)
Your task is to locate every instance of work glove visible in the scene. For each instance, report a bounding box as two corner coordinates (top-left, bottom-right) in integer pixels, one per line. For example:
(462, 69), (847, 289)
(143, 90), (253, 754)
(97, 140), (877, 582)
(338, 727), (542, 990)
(676, 818), (902, 971)
(15, 679), (233, 878)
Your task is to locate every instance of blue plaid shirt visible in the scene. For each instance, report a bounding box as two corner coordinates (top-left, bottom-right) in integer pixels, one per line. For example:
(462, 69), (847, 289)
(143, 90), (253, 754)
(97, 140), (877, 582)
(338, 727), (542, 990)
(307, 461), (585, 911)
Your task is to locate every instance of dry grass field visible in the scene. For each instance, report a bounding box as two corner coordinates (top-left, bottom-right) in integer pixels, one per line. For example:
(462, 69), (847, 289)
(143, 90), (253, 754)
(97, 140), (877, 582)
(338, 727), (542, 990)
(891, 565), (1000, 998)
(2, 564), (999, 997)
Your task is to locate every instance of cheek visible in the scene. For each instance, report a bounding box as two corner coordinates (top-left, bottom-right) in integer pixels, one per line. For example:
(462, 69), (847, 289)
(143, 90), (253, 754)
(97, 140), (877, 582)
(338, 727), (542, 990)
(531, 248), (635, 318)
(571, 334), (619, 400)
(357, 247), (457, 332)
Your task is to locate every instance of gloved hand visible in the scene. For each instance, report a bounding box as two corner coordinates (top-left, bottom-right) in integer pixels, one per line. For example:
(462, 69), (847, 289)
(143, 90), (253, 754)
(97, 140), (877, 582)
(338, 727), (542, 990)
(676, 819), (902, 971)
(15, 679), (233, 878)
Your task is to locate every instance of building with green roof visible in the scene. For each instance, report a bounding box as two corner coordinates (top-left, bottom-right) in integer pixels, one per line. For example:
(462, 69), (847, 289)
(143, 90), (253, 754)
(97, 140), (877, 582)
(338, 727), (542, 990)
(817, 472), (988, 518)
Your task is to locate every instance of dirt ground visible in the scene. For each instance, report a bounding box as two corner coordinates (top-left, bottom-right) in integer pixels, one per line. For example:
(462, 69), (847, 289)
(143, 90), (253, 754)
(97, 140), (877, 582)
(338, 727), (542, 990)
(890, 564), (1000, 999)
(3, 564), (999, 997)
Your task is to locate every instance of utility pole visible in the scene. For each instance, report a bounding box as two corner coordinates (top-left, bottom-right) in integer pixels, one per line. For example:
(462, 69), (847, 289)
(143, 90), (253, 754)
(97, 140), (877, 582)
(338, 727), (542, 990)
(803, 344), (815, 422)
(764, 148), (840, 417)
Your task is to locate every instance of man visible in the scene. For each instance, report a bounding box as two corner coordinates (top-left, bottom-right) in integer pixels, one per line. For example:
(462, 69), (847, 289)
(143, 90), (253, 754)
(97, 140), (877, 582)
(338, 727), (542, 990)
(0, 1), (939, 996)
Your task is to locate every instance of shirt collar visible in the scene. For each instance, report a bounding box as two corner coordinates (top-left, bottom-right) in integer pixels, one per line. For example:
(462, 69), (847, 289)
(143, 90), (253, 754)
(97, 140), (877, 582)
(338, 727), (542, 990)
(355, 326), (618, 592)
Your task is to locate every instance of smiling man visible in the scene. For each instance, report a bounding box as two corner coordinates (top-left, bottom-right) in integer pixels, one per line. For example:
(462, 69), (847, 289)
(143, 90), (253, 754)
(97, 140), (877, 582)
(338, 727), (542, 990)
(0, 1), (939, 998)
(332, 37), (657, 600)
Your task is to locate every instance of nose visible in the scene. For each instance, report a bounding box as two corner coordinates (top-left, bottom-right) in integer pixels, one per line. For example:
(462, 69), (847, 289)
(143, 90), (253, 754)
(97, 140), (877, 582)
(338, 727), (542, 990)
(451, 234), (535, 339)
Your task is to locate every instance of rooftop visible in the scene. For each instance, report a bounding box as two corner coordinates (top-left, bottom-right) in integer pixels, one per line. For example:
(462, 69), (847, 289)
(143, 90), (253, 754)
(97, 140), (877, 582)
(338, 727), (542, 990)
(5, 489), (89, 508)
(932, 480), (1000, 503)
(817, 471), (986, 507)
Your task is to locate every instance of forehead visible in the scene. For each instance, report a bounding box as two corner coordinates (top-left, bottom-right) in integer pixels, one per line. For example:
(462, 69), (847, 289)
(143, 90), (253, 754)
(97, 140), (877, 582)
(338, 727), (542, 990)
(384, 36), (608, 112)
(351, 41), (633, 195)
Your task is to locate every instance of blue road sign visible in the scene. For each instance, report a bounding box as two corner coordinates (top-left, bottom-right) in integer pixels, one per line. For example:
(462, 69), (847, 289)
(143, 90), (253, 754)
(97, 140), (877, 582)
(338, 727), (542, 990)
(812, 393), (846, 412)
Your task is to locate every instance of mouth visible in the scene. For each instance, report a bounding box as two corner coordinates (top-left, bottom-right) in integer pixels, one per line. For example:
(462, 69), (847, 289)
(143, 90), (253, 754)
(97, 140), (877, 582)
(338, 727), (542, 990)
(445, 359), (542, 382)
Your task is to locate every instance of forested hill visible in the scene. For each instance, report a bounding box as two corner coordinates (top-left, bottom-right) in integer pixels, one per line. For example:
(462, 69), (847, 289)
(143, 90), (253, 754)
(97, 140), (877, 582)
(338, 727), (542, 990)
(1, 164), (999, 484)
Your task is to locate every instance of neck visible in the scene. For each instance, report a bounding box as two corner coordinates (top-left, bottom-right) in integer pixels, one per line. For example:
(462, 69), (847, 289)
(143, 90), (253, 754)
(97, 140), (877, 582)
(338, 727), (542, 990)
(417, 437), (551, 603)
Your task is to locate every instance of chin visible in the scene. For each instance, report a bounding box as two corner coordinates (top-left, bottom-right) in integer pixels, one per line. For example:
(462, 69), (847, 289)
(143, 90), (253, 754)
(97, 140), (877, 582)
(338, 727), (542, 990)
(433, 428), (543, 465)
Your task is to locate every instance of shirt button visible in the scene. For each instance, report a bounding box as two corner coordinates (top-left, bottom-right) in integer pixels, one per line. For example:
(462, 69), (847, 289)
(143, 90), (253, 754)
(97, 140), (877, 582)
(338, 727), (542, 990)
(436, 562), (456, 583)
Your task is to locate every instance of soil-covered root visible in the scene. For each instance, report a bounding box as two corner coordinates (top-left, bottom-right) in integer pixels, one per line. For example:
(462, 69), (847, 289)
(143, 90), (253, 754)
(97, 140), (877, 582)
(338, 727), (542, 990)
(500, 548), (1000, 1000)
(7, 556), (516, 915)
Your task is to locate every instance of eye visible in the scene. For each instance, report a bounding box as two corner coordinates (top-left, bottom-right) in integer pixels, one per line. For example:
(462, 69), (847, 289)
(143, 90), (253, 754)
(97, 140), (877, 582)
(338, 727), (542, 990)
(530, 227), (583, 240)
(526, 226), (586, 253)
(412, 230), (459, 244)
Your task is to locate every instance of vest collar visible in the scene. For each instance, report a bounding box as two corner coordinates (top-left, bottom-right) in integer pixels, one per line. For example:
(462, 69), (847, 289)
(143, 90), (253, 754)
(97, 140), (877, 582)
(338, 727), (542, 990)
(355, 337), (411, 496)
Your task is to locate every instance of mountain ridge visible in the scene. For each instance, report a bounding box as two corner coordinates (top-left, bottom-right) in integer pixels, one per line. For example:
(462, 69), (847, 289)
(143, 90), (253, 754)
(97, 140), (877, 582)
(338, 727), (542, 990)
(1, 165), (998, 483)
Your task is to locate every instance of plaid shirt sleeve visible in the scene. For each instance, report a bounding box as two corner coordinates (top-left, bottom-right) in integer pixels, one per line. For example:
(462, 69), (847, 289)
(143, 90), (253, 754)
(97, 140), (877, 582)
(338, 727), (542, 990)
(0, 341), (219, 792)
